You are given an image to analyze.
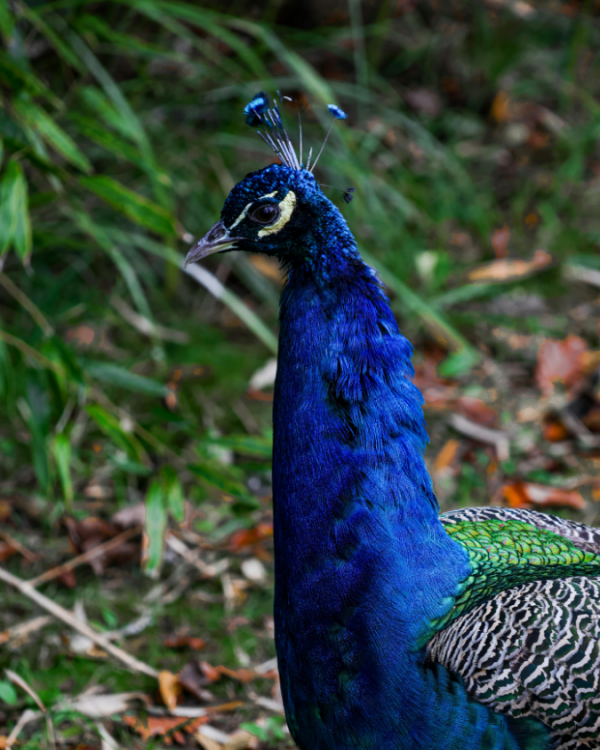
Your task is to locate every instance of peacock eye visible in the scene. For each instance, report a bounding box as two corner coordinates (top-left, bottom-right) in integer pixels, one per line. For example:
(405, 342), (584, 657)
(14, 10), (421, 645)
(250, 203), (280, 225)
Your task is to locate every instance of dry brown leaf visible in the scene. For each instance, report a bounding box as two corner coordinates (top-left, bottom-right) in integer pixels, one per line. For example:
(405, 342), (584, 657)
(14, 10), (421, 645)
(178, 660), (216, 703)
(491, 225), (510, 258)
(500, 480), (586, 510)
(535, 335), (588, 396)
(227, 522), (273, 552)
(163, 634), (206, 651)
(468, 249), (552, 283)
(434, 439), (460, 474)
(413, 353), (456, 409)
(199, 661), (256, 684)
(456, 397), (498, 428)
(123, 715), (209, 744)
(224, 731), (258, 750)
(159, 670), (182, 711)
(543, 421), (569, 443)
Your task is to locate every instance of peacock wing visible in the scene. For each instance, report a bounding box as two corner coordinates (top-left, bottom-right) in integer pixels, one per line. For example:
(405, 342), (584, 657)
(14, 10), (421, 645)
(427, 575), (600, 750)
(425, 507), (600, 749)
(434, 507), (600, 629)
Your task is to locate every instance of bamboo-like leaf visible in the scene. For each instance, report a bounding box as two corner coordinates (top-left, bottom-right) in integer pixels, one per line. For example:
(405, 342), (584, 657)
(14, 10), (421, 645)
(0, 52), (56, 103)
(69, 112), (171, 185)
(52, 433), (74, 509)
(142, 479), (168, 576)
(79, 175), (176, 237)
(12, 99), (91, 172)
(78, 86), (142, 144)
(18, 5), (83, 71)
(67, 209), (154, 321)
(0, 160), (32, 263)
(86, 404), (148, 464)
(188, 461), (252, 500)
(0, 0), (14, 41)
(83, 361), (169, 397)
(161, 465), (185, 523)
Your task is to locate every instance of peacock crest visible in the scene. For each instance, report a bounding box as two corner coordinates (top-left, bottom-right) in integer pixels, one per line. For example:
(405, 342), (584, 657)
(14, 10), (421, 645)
(243, 91), (349, 177)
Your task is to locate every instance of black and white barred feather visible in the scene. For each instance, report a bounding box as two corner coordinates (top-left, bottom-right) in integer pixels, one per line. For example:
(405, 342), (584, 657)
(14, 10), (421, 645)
(428, 576), (600, 749)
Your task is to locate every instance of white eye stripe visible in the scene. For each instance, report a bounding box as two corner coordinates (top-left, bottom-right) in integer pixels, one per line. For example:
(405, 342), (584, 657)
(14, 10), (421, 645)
(229, 191), (279, 230)
(258, 191), (296, 238)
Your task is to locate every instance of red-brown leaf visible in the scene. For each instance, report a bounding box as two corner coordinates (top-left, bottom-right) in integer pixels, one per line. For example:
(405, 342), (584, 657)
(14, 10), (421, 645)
(535, 335), (588, 396)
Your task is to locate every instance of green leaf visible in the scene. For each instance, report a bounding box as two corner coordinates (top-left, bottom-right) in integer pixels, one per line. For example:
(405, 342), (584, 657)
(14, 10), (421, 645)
(142, 479), (168, 576)
(79, 175), (176, 237)
(52, 433), (73, 509)
(85, 404), (148, 464)
(208, 434), (272, 459)
(78, 86), (143, 144)
(0, 160), (32, 263)
(0, 52), (55, 102)
(0, 680), (18, 706)
(161, 465), (185, 523)
(83, 361), (169, 397)
(188, 460), (251, 500)
(12, 99), (91, 173)
(0, 1), (14, 41)
(69, 112), (170, 185)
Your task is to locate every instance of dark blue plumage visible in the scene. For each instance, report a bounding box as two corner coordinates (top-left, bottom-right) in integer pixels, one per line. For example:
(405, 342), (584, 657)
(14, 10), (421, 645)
(185, 98), (600, 750)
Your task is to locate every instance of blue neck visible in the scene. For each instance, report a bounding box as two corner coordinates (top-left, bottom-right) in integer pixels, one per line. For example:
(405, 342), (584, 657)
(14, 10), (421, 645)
(271, 222), (480, 745)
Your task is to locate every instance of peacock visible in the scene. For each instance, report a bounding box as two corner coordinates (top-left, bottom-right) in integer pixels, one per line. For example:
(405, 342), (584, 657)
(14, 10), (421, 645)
(185, 93), (600, 750)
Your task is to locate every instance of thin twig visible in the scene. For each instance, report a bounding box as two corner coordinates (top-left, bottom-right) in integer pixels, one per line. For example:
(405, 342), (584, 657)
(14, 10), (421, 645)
(0, 530), (38, 563)
(110, 296), (189, 343)
(0, 566), (159, 678)
(449, 414), (511, 461)
(5, 670), (55, 748)
(166, 535), (229, 579)
(27, 527), (141, 588)
(5, 709), (41, 749)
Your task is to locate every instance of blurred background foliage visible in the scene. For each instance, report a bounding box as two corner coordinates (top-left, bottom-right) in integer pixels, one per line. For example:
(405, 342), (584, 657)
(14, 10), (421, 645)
(3, 0), (600, 744)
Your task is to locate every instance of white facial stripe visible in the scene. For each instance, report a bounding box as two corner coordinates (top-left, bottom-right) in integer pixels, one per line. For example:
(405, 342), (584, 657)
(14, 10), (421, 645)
(258, 191), (296, 238)
(230, 201), (252, 230)
(229, 191), (279, 230)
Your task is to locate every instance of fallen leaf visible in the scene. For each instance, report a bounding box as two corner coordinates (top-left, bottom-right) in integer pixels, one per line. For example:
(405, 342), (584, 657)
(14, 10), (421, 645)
(468, 249), (552, 283)
(535, 335), (588, 396)
(543, 421), (569, 442)
(123, 715), (209, 744)
(159, 670), (182, 711)
(500, 480), (586, 510)
(59, 692), (148, 717)
(224, 730), (257, 750)
(434, 439), (460, 474)
(112, 502), (145, 528)
(412, 351), (456, 409)
(456, 397), (498, 428)
(199, 661), (256, 684)
(178, 660), (216, 703)
(163, 634), (206, 651)
(227, 522), (273, 552)
(491, 225), (510, 258)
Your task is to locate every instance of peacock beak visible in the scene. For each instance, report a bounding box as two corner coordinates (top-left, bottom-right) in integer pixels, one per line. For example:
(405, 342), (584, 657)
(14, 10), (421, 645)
(184, 220), (242, 266)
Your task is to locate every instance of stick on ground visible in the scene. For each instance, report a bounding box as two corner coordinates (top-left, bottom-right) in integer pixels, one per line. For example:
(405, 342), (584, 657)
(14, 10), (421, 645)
(0, 566), (158, 679)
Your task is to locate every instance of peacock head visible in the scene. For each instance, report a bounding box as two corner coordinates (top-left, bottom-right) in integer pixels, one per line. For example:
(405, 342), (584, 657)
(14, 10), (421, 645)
(185, 94), (353, 270)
